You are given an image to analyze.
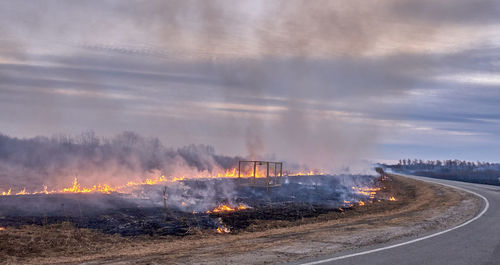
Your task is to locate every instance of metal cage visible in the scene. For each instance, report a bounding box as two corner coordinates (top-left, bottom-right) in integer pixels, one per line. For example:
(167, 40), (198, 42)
(237, 160), (283, 190)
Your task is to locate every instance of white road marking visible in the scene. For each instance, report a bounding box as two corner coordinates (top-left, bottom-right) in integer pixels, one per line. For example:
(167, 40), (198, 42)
(298, 175), (490, 265)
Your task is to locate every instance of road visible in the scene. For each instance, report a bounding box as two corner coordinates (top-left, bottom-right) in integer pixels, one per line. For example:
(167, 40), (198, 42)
(289, 175), (500, 265)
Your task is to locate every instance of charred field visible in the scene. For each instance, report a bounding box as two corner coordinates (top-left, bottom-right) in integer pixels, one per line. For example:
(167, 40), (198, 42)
(0, 174), (388, 236)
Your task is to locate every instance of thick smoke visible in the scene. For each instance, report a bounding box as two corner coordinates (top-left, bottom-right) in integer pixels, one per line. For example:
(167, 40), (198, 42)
(0, 131), (241, 192)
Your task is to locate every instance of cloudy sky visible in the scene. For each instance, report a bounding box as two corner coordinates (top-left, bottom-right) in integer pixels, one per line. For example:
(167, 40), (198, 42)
(1, 0), (500, 169)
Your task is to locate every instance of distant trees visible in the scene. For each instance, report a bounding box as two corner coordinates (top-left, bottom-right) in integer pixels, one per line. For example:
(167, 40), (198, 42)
(386, 159), (500, 186)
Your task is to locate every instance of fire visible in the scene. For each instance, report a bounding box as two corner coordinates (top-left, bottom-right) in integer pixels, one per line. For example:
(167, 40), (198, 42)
(0, 227), (5, 231)
(62, 178), (116, 194)
(358, 201), (365, 206)
(216, 226), (230, 234)
(389, 196), (397, 201)
(0, 167), (275, 197)
(207, 204), (248, 214)
(352, 186), (381, 199)
(16, 188), (28, 195)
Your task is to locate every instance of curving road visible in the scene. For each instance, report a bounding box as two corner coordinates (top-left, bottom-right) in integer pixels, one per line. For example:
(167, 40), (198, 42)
(289, 175), (500, 265)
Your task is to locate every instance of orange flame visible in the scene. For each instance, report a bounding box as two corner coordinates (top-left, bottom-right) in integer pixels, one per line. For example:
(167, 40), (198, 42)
(16, 188), (28, 195)
(2, 189), (11, 196)
(62, 178), (116, 194)
(216, 226), (230, 234)
(0, 167), (277, 197)
(352, 186), (381, 199)
(389, 196), (397, 201)
(207, 204), (248, 214)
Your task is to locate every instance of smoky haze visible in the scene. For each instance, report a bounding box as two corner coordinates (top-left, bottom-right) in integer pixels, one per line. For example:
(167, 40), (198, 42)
(0, 132), (241, 191)
(1, 0), (499, 172)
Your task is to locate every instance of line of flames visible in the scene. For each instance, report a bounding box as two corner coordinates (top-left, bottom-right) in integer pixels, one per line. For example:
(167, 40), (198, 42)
(206, 203), (249, 214)
(0, 169), (327, 196)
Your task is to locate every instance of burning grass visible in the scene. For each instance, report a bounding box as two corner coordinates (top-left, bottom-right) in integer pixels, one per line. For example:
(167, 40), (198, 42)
(0, 174), (453, 265)
(0, 174), (387, 237)
(0, 174), (428, 265)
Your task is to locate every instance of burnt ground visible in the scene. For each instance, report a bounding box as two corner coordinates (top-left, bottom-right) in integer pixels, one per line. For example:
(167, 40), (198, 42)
(0, 175), (375, 236)
(0, 174), (482, 265)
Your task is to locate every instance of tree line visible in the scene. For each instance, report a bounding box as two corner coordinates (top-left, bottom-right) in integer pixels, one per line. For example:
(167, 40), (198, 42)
(385, 159), (500, 186)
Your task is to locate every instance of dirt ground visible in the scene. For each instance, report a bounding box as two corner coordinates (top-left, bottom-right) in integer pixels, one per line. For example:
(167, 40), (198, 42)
(0, 175), (482, 265)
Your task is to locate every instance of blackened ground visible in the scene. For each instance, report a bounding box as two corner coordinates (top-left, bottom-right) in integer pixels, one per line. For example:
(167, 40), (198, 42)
(0, 175), (378, 236)
(2, 174), (476, 265)
(0, 203), (354, 236)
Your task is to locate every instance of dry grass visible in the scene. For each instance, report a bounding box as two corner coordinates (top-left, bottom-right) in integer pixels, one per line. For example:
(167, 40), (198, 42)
(0, 222), (125, 264)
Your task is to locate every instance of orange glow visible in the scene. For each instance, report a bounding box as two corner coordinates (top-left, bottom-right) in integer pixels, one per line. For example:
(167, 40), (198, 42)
(15, 188), (28, 195)
(358, 201), (365, 206)
(62, 178), (116, 194)
(216, 226), (230, 234)
(0, 227), (5, 231)
(389, 196), (397, 201)
(207, 204), (248, 214)
(0, 167), (280, 197)
(352, 186), (381, 199)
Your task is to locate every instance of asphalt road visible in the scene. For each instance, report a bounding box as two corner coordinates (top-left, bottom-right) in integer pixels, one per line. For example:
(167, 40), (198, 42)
(289, 175), (500, 265)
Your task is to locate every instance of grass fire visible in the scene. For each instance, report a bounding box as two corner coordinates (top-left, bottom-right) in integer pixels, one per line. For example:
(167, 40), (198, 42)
(0, 157), (389, 237)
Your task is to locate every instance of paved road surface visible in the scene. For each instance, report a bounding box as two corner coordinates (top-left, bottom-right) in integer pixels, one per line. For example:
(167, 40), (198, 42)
(289, 175), (499, 265)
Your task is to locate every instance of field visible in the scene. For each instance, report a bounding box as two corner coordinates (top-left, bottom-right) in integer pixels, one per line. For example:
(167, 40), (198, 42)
(0, 174), (481, 264)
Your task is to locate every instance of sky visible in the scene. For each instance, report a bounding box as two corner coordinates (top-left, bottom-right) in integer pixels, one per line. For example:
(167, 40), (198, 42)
(1, 0), (500, 169)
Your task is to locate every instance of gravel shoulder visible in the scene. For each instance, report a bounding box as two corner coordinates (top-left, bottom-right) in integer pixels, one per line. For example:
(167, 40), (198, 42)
(0, 174), (482, 265)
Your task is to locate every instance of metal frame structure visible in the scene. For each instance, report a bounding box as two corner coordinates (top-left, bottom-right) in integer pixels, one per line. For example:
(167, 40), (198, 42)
(238, 160), (283, 190)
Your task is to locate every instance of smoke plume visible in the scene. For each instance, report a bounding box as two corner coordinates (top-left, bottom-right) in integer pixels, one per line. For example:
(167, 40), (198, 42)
(0, 131), (240, 192)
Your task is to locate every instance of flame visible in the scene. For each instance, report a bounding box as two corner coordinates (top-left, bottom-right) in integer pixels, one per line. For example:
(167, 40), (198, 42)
(207, 204), (248, 214)
(352, 186), (381, 199)
(0, 167), (280, 197)
(62, 178), (116, 194)
(2, 189), (11, 196)
(389, 196), (397, 201)
(216, 226), (231, 234)
(0, 227), (5, 231)
(16, 188), (28, 195)
(358, 201), (365, 206)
